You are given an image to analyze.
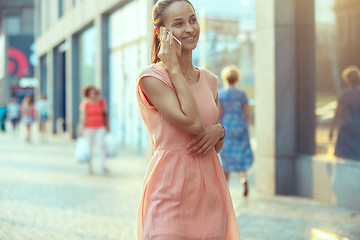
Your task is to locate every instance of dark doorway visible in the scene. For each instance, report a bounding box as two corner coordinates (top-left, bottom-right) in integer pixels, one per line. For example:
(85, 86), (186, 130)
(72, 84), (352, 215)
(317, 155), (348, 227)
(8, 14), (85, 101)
(53, 43), (67, 134)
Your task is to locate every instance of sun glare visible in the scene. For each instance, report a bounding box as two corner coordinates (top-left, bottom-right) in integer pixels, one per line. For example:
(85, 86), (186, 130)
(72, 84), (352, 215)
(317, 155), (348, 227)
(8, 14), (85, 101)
(311, 228), (349, 240)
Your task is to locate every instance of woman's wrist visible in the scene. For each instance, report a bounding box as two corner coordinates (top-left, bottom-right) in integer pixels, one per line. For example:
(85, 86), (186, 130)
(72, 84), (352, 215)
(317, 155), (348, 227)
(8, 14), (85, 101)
(218, 123), (226, 141)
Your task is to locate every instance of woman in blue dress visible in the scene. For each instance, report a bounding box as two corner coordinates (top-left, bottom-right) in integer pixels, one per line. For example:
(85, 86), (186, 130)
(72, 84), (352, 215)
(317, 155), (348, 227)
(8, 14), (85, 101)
(329, 65), (360, 161)
(218, 65), (254, 197)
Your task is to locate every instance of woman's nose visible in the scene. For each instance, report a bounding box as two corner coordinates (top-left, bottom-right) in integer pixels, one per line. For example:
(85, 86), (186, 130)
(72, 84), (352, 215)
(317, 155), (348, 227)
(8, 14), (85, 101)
(184, 23), (195, 33)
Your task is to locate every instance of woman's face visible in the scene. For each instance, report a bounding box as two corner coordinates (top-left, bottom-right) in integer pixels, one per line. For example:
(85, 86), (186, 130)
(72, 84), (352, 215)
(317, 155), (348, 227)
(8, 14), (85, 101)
(88, 88), (97, 99)
(162, 1), (200, 52)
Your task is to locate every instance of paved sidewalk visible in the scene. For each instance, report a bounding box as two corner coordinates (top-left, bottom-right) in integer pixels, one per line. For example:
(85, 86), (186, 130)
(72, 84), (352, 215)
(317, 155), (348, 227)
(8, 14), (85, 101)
(0, 127), (359, 240)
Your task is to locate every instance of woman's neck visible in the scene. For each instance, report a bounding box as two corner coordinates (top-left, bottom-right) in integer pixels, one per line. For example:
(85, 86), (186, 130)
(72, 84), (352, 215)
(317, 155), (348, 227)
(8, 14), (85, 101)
(87, 97), (97, 103)
(225, 84), (236, 89)
(177, 50), (194, 72)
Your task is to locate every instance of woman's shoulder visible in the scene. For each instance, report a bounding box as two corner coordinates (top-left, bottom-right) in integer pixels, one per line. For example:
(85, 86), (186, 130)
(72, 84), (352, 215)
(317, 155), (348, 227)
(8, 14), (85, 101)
(137, 63), (167, 79)
(199, 68), (218, 80)
(199, 68), (219, 89)
(79, 100), (89, 109)
(137, 63), (173, 88)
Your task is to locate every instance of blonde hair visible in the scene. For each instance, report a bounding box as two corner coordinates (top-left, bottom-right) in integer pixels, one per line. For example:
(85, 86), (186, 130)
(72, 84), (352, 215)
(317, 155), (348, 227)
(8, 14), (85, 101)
(342, 65), (360, 86)
(221, 65), (241, 85)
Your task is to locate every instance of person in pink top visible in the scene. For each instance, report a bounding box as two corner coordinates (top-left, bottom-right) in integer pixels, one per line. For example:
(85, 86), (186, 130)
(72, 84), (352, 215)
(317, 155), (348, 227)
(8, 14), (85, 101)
(79, 85), (110, 174)
(136, 0), (240, 239)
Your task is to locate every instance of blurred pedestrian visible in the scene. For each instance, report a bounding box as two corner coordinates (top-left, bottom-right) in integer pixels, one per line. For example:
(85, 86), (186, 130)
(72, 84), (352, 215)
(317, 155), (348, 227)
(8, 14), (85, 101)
(20, 95), (35, 142)
(218, 65), (254, 197)
(36, 93), (50, 141)
(0, 103), (7, 133)
(78, 85), (110, 174)
(136, 0), (240, 239)
(7, 97), (20, 136)
(329, 65), (360, 161)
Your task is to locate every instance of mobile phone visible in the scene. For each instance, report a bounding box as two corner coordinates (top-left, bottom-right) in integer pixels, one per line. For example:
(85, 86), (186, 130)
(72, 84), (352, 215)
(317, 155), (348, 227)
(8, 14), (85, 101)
(160, 27), (182, 56)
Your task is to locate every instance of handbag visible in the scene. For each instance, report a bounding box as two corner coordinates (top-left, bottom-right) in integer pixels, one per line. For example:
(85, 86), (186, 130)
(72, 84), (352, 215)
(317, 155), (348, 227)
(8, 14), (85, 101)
(105, 133), (118, 158)
(74, 137), (90, 163)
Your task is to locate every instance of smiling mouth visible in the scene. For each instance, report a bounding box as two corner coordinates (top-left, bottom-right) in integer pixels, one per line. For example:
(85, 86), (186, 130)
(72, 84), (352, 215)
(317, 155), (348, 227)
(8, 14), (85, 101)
(182, 36), (196, 40)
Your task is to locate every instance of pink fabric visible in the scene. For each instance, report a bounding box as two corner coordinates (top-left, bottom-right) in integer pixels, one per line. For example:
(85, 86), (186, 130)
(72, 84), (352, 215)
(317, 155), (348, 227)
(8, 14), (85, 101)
(136, 64), (240, 240)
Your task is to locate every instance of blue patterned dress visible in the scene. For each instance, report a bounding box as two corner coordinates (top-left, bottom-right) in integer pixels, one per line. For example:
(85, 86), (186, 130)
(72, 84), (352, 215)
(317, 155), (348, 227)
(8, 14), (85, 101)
(218, 88), (254, 172)
(334, 88), (360, 161)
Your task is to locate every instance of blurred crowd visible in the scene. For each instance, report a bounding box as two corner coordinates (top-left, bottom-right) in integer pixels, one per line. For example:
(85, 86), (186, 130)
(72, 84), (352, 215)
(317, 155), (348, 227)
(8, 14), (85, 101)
(0, 93), (50, 142)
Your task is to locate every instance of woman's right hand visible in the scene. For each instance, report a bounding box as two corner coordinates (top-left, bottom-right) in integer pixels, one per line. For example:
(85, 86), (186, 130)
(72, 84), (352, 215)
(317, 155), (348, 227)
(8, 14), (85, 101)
(158, 28), (180, 70)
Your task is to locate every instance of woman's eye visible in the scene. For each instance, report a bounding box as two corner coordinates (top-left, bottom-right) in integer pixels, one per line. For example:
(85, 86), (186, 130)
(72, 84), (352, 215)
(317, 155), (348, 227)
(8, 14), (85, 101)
(174, 22), (182, 27)
(190, 18), (197, 23)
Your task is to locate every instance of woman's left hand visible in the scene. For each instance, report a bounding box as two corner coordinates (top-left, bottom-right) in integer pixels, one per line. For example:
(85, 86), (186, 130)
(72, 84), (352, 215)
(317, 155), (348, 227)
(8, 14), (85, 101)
(187, 124), (223, 156)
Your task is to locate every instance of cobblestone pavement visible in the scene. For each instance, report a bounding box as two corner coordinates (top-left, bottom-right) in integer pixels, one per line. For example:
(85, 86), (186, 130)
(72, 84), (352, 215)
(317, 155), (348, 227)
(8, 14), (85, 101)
(0, 127), (360, 240)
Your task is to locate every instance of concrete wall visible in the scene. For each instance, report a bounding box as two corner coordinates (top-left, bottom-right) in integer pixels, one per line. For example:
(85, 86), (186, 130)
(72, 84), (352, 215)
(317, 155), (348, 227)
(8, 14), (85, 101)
(255, 0), (299, 195)
(36, 0), (133, 56)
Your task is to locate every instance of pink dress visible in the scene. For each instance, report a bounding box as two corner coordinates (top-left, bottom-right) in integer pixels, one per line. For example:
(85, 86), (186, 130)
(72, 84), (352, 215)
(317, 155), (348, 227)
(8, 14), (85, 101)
(136, 63), (240, 240)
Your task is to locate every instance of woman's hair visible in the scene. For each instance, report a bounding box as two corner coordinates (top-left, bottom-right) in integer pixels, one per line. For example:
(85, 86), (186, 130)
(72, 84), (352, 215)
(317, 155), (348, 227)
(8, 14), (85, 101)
(151, 0), (195, 63)
(82, 85), (98, 98)
(342, 65), (360, 87)
(221, 65), (242, 85)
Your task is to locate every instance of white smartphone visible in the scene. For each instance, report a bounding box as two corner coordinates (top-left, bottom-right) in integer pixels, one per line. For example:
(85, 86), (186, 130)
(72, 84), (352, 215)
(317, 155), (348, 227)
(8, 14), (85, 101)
(160, 27), (182, 56)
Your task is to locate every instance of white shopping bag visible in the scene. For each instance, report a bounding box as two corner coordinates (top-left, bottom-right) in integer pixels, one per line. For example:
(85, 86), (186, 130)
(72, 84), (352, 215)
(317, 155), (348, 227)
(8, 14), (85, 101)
(74, 137), (90, 163)
(105, 134), (118, 158)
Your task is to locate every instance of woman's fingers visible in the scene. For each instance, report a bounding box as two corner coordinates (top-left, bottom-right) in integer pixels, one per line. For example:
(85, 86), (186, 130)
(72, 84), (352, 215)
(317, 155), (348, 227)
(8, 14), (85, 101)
(192, 143), (212, 156)
(188, 137), (207, 154)
(160, 28), (175, 54)
(187, 132), (204, 148)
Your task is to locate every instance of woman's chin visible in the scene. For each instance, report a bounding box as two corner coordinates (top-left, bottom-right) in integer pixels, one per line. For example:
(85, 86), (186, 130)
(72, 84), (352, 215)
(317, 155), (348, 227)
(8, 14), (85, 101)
(182, 44), (198, 53)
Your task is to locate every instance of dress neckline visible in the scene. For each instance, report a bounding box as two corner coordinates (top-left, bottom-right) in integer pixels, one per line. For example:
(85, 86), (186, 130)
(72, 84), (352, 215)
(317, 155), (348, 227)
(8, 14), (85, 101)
(152, 63), (202, 87)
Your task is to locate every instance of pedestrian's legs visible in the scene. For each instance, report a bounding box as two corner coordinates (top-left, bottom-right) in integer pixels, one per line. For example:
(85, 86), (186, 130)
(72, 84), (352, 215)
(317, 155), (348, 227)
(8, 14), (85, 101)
(11, 119), (16, 135)
(0, 119), (5, 133)
(95, 127), (108, 173)
(83, 128), (95, 174)
(237, 171), (248, 197)
(13, 119), (19, 136)
(26, 124), (31, 142)
(39, 120), (47, 141)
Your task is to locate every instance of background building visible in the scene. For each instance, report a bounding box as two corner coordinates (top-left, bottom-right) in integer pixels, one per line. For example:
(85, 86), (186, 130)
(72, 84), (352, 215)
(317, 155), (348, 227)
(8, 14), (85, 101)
(0, 0), (35, 104)
(34, 0), (151, 150)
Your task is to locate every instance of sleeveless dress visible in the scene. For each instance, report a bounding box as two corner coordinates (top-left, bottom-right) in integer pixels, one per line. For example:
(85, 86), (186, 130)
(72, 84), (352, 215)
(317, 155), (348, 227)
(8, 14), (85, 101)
(218, 88), (254, 172)
(136, 63), (240, 240)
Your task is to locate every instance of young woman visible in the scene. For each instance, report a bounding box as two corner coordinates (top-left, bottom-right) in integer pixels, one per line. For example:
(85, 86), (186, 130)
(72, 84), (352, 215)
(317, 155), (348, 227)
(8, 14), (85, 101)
(218, 65), (254, 197)
(136, 0), (240, 239)
(79, 85), (110, 174)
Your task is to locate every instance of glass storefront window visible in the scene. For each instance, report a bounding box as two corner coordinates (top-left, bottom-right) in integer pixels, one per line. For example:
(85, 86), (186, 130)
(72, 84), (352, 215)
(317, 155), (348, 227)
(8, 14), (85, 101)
(108, 0), (149, 151)
(315, 0), (360, 161)
(192, 0), (256, 147)
(78, 26), (96, 91)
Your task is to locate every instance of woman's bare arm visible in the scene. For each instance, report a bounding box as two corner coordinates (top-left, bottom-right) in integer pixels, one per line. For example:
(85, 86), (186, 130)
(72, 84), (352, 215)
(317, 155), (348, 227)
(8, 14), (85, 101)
(78, 102), (86, 136)
(140, 74), (204, 135)
(140, 30), (204, 135)
(187, 95), (225, 155)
